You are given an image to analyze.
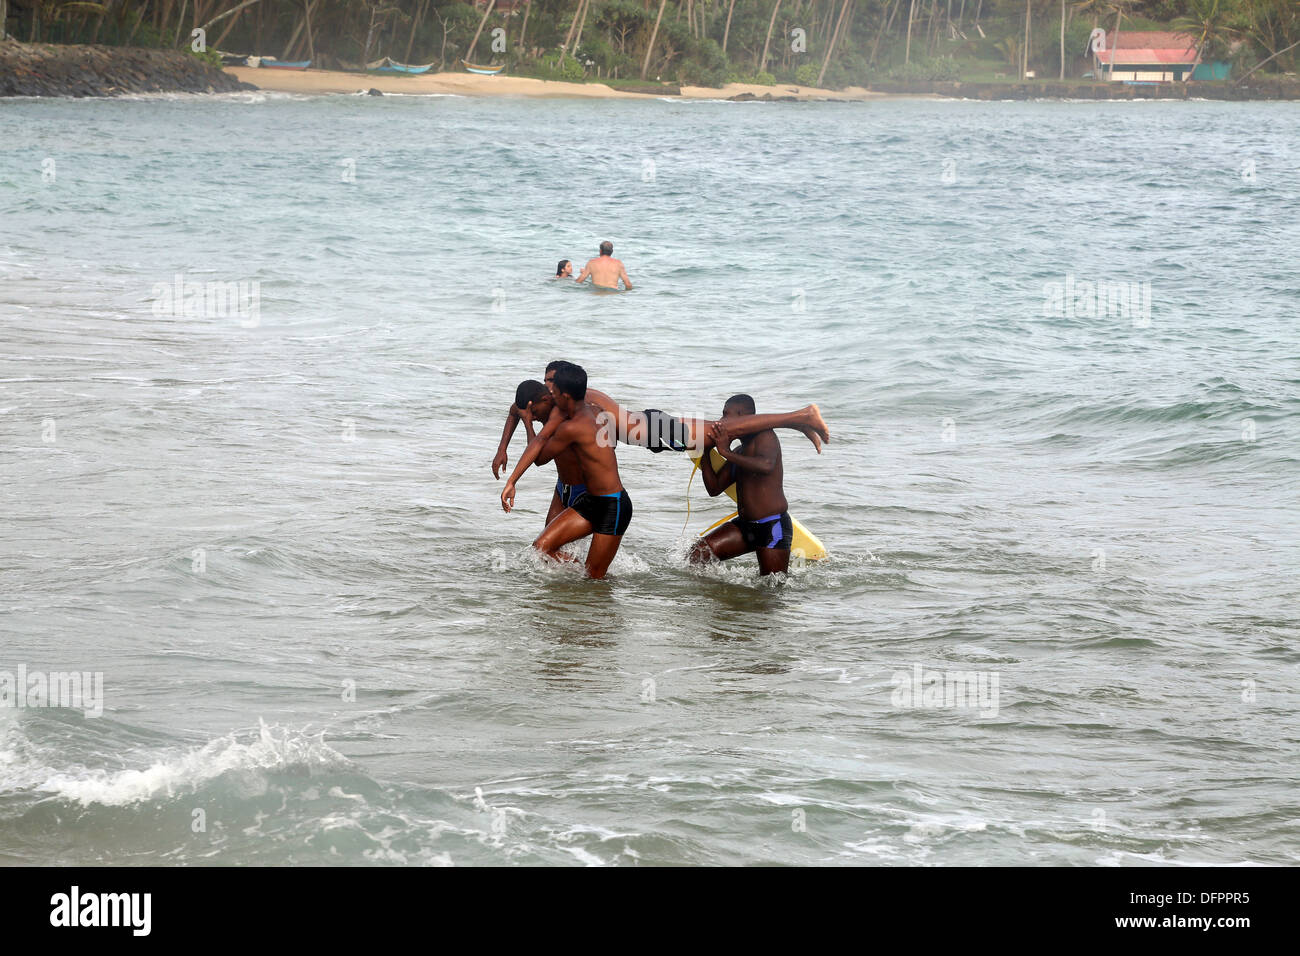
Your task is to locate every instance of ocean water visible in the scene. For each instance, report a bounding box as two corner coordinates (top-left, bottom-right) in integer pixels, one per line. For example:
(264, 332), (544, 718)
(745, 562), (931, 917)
(1, 92), (1298, 866)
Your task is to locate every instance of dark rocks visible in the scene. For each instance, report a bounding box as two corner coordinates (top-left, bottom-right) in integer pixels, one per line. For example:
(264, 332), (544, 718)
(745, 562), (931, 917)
(0, 39), (255, 98)
(367, 87), (383, 96)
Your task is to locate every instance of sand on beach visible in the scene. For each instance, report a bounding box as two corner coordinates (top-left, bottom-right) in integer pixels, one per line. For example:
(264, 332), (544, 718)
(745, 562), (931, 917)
(225, 66), (883, 101)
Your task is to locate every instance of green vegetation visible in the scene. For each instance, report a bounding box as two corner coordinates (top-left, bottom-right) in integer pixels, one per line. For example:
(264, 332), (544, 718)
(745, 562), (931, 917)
(3, 0), (1297, 87)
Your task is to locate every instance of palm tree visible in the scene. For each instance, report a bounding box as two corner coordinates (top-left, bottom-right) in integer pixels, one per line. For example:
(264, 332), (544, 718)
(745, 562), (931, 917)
(1105, 0), (1132, 79)
(467, 0), (496, 64)
(640, 0), (668, 79)
(1173, 0), (1237, 81)
(760, 0), (782, 74)
(1059, 0), (1067, 79)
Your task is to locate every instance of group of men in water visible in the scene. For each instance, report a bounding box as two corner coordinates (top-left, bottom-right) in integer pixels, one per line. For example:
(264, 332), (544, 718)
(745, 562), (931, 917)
(494, 360), (829, 579)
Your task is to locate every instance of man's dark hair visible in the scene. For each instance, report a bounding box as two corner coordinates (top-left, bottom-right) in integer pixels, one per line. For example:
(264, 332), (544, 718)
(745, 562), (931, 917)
(599, 241), (613, 256)
(552, 362), (587, 401)
(725, 393), (756, 415)
(556, 259), (570, 276)
(515, 379), (548, 410)
(545, 360), (565, 374)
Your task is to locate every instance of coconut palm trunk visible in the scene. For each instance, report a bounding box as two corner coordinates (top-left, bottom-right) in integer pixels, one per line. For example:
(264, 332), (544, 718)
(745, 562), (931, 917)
(905, 0), (916, 64)
(722, 0), (736, 54)
(1023, 0), (1031, 79)
(1059, 0), (1066, 78)
(467, 0), (497, 65)
(518, 0), (531, 59)
(1109, 5), (1120, 78)
(640, 0), (668, 79)
(760, 0), (783, 74)
(559, 0), (585, 65)
(816, 0), (852, 86)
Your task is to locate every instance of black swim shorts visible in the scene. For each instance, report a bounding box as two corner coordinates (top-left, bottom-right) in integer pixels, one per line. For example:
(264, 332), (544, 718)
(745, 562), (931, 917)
(639, 408), (690, 453)
(572, 489), (633, 536)
(731, 512), (793, 551)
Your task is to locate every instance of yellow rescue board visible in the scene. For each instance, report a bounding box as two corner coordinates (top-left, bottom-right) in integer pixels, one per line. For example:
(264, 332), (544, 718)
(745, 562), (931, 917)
(691, 449), (828, 561)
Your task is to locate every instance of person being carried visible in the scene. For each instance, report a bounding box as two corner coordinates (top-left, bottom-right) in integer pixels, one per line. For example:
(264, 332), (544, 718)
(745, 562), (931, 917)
(500, 362), (631, 580)
(511, 379), (588, 528)
(689, 394), (794, 577)
(574, 241), (632, 291)
(491, 361), (829, 479)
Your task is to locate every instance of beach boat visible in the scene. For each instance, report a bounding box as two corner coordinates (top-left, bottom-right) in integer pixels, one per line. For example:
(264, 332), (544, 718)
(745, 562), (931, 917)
(366, 57), (435, 75)
(461, 60), (505, 75)
(260, 59), (312, 71)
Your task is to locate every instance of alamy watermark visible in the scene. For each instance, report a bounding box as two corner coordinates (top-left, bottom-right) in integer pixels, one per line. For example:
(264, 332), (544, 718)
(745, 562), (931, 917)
(1043, 273), (1151, 327)
(1, 665), (103, 718)
(151, 273), (261, 327)
(891, 664), (1000, 718)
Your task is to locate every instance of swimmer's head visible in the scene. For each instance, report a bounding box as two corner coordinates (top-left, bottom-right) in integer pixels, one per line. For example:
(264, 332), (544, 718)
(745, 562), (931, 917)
(556, 259), (571, 277)
(599, 241), (613, 256)
(723, 394), (756, 418)
(552, 362), (587, 405)
(544, 360), (569, 389)
(515, 379), (548, 413)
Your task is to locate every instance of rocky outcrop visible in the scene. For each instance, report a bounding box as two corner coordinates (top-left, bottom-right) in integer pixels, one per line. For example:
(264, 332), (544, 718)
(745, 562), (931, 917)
(0, 39), (257, 97)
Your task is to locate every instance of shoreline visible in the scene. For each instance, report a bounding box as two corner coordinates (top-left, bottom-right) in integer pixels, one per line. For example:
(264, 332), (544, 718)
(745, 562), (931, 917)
(225, 66), (1300, 101)
(222, 66), (889, 102)
(3, 40), (1297, 101)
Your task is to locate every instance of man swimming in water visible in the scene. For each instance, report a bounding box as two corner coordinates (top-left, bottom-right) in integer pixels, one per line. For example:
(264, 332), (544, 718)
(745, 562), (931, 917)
(491, 361), (829, 478)
(689, 394), (793, 577)
(575, 241), (632, 291)
(501, 362), (631, 580)
(512, 379), (588, 528)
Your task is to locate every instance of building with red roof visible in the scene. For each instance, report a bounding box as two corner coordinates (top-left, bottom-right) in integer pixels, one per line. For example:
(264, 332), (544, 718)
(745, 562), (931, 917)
(1094, 30), (1200, 82)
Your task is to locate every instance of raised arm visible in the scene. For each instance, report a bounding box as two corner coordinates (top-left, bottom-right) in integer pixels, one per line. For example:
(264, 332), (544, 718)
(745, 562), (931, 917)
(575, 261), (591, 284)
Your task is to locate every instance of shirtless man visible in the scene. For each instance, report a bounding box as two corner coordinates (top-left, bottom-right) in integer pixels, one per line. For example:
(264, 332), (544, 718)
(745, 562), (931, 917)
(491, 362), (829, 479)
(689, 394), (793, 577)
(511, 379), (587, 527)
(575, 241), (632, 291)
(501, 362), (632, 580)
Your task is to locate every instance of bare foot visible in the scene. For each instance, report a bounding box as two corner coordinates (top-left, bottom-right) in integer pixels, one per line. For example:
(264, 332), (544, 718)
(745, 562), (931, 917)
(802, 404), (830, 449)
(793, 423), (823, 454)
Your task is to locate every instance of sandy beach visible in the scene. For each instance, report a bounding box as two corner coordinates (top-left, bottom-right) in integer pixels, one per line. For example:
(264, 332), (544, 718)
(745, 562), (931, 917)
(224, 65), (883, 101)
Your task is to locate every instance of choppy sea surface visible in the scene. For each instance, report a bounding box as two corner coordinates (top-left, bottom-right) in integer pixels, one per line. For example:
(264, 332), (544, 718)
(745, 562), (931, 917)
(1, 92), (1297, 866)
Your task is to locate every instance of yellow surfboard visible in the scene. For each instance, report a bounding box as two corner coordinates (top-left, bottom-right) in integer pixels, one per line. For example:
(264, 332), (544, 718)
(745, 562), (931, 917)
(689, 449), (827, 561)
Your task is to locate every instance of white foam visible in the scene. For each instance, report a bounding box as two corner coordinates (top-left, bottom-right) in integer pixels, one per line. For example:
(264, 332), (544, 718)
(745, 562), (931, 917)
(36, 720), (347, 807)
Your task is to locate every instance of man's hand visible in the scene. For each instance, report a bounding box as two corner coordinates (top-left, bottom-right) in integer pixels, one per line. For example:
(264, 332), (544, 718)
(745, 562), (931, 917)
(709, 421), (733, 457)
(501, 482), (517, 513)
(492, 449), (508, 479)
(519, 403), (534, 428)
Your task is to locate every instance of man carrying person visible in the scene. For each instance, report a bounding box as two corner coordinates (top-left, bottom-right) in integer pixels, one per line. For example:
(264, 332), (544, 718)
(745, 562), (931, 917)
(574, 241), (633, 291)
(492, 362), (829, 480)
(689, 394), (793, 577)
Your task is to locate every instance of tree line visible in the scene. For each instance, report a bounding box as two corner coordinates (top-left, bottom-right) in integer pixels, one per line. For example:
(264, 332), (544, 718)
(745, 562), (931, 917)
(3, 0), (1297, 85)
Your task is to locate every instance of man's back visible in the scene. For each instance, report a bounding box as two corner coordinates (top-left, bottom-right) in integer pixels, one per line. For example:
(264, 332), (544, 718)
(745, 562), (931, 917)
(580, 256), (631, 290)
